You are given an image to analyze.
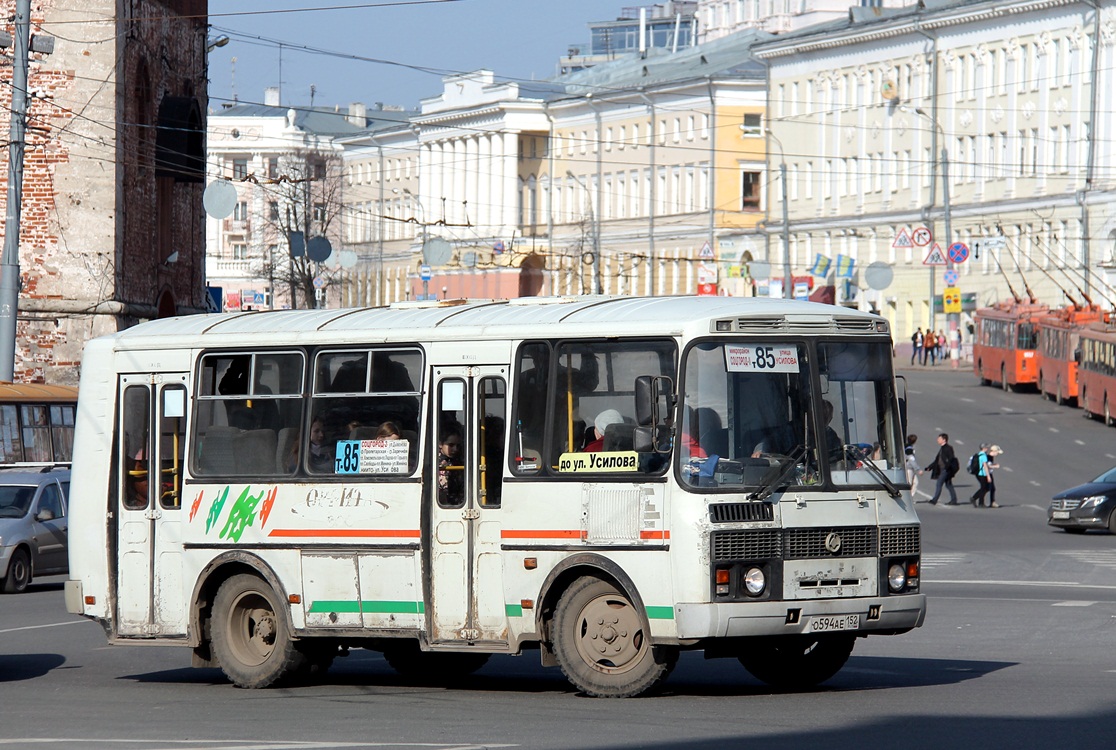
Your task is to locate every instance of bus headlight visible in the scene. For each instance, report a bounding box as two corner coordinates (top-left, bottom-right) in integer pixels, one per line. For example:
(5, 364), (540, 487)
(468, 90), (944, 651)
(743, 567), (766, 596)
(887, 563), (907, 593)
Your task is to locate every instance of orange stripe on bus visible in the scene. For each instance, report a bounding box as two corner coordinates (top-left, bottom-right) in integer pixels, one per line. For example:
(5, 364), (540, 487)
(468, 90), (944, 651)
(640, 530), (670, 540)
(501, 529), (583, 539)
(268, 529), (420, 538)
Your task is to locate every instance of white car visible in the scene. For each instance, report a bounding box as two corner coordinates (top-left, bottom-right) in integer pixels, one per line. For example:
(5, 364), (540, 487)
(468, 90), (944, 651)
(0, 466), (70, 593)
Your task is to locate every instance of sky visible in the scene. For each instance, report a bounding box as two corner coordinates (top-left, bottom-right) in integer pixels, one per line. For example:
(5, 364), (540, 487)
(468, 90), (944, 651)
(207, 0), (617, 111)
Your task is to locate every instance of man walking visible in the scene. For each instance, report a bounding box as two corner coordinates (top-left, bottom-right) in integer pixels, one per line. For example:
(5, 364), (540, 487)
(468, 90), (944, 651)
(911, 328), (923, 366)
(919, 432), (959, 505)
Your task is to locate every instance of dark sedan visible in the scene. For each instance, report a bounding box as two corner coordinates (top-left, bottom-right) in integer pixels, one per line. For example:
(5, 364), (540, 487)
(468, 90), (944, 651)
(1048, 466), (1116, 534)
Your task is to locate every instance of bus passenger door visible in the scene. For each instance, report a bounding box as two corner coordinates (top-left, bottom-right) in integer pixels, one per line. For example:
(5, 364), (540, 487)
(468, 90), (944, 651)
(428, 366), (509, 646)
(115, 375), (189, 637)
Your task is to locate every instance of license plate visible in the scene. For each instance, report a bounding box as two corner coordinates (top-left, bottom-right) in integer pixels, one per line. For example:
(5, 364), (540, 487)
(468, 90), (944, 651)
(1052, 511), (1071, 520)
(810, 614), (859, 632)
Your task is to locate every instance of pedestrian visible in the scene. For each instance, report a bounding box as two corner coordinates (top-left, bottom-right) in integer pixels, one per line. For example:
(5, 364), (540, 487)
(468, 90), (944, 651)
(986, 444), (1002, 507)
(919, 432), (959, 505)
(904, 434), (919, 499)
(937, 330), (946, 362)
(924, 329), (937, 365)
(911, 327), (923, 366)
(970, 442), (992, 507)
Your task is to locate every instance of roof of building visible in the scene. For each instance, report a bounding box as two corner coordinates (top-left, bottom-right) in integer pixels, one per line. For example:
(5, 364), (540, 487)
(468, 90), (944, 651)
(558, 28), (773, 96)
(210, 102), (417, 136)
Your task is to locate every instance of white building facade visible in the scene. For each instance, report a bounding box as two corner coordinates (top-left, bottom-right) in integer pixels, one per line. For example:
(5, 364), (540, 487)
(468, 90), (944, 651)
(754, 0), (1116, 338)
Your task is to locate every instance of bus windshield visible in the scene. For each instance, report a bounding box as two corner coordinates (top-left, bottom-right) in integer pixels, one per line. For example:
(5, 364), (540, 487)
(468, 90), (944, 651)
(680, 340), (904, 491)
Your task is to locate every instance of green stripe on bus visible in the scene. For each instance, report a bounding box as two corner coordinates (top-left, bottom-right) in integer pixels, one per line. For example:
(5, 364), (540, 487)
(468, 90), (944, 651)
(505, 603), (524, 617)
(645, 606), (675, 620)
(307, 600), (424, 614)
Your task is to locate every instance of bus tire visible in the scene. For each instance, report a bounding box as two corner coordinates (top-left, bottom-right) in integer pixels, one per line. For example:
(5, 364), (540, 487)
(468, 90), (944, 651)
(551, 576), (676, 698)
(1001, 366), (1011, 392)
(382, 642), (490, 682)
(1106, 397), (1113, 427)
(977, 361), (989, 386)
(738, 634), (855, 690)
(211, 573), (307, 688)
(2, 548), (31, 594)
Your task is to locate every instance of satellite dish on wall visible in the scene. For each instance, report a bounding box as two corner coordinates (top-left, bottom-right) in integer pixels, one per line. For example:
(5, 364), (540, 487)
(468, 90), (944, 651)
(422, 237), (453, 266)
(881, 80), (899, 102)
(307, 236), (333, 263)
(865, 261), (894, 290)
(461, 251), (478, 268)
(203, 179), (237, 219)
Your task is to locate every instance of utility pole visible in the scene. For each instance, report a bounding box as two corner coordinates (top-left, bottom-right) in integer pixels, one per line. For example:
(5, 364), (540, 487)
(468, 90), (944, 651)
(780, 162), (791, 300)
(0, 0), (31, 381)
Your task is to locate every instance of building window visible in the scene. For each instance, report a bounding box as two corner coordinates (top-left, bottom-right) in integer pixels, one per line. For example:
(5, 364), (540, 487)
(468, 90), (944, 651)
(231, 159), (248, 180)
(267, 157), (279, 180)
(233, 201), (248, 221)
(232, 243), (248, 260)
(741, 113), (762, 137)
(268, 201), (280, 221)
(741, 171), (761, 210)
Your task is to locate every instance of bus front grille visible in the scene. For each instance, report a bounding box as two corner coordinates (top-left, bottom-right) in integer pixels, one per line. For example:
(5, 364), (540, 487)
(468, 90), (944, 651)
(711, 529), (782, 561)
(879, 524), (921, 556)
(784, 526), (877, 559)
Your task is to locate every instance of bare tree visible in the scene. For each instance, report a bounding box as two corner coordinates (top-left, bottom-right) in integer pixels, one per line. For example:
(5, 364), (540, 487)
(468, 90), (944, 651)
(253, 151), (345, 309)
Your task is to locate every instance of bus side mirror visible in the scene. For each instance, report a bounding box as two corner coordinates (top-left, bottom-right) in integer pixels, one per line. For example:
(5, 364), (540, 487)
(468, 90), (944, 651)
(635, 375), (675, 453)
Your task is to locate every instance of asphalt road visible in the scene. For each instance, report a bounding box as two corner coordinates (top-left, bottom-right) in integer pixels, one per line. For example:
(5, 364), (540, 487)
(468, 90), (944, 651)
(2, 364), (1113, 749)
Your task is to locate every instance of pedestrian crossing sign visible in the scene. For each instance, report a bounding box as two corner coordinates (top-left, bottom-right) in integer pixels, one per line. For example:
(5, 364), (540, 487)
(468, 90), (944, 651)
(923, 243), (947, 266)
(892, 228), (913, 249)
(699, 241), (714, 260)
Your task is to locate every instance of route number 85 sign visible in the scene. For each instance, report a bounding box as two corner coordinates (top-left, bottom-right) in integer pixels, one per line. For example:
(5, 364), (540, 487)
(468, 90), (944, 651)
(724, 344), (801, 373)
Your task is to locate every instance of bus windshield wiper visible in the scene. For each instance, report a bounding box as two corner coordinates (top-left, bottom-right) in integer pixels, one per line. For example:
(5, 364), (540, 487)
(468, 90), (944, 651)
(844, 445), (902, 499)
(747, 445), (806, 503)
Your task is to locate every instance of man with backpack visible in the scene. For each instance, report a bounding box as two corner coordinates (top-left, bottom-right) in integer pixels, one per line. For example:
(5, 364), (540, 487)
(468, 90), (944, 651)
(969, 443), (1001, 507)
(919, 432), (959, 505)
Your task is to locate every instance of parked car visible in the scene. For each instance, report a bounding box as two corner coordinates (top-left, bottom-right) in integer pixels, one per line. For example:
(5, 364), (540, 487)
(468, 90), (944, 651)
(0, 466), (70, 592)
(1048, 465), (1116, 534)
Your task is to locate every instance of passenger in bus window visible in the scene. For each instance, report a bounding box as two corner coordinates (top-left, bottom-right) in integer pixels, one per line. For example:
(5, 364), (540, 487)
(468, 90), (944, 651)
(583, 409), (623, 453)
(438, 431), (464, 504)
(127, 448), (149, 508)
(288, 417), (333, 472)
(375, 421), (402, 440)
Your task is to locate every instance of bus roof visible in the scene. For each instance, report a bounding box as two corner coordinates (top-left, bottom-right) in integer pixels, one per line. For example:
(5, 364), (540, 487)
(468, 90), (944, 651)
(0, 382), (79, 400)
(97, 296), (885, 350)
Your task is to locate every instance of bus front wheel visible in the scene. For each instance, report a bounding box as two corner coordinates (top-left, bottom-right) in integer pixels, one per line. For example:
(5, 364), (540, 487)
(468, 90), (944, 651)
(551, 576), (677, 698)
(211, 573), (307, 688)
(739, 634), (855, 689)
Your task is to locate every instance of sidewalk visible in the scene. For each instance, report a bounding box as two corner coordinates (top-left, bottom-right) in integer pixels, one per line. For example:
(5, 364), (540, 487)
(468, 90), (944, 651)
(893, 342), (972, 373)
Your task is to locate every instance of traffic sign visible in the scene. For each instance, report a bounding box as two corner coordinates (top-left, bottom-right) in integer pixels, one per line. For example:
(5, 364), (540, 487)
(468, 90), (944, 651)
(944, 269), (959, 286)
(942, 286), (962, 314)
(312, 276), (325, 289)
(912, 226), (933, 247)
(923, 243), (947, 265)
(698, 241), (715, 260)
(947, 242), (970, 264)
(891, 228), (913, 249)
(420, 264), (432, 281)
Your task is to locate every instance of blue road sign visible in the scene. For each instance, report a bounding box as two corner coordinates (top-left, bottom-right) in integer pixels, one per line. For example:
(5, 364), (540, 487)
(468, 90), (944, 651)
(420, 264), (432, 281)
(947, 242), (970, 264)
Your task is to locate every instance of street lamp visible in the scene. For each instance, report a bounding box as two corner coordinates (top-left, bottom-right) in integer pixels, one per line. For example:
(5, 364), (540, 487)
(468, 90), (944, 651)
(904, 105), (960, 368)
(765, 129), (792, 300)
(566, 170), (601, 294)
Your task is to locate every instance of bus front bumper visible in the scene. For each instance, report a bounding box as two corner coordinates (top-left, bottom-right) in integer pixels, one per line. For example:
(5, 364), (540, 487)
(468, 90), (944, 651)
(674, 593), (926, 639)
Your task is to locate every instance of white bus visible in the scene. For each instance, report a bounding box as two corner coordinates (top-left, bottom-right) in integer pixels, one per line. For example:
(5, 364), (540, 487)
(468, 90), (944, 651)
(65, 296), (924, 697)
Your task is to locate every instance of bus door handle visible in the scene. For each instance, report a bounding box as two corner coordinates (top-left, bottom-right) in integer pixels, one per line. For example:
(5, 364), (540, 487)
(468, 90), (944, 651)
(462, 508), (480, 520)
(145, 507), (163, 521)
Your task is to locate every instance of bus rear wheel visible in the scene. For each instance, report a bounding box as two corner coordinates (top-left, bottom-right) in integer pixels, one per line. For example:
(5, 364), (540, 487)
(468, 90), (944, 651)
(739, 634), (855, 690)
(211, 573), (307, 688)
(552, 576), (676, 698)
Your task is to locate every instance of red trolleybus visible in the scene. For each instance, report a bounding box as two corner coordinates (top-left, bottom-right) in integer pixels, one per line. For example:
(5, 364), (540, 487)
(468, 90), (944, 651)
(973, 301), (1048, 391)
(1078, 321), (1116, 425)
(1036, 306), (1107, 406)
(0, 382), (78, 465)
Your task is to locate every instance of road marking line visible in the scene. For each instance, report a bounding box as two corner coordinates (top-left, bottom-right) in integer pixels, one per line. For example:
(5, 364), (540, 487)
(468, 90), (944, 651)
(1052, 601), (1096, 607)
(928, 579), (1116, 591)
(0, 620), (86, 635)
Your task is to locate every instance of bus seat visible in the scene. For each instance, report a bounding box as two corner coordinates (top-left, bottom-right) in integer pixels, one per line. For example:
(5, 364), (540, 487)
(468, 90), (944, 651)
(603, 423), (636, 452)
(275, 426), (298, 473)
(238, 429), (277, 475)
(197, 426), (242, 475)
